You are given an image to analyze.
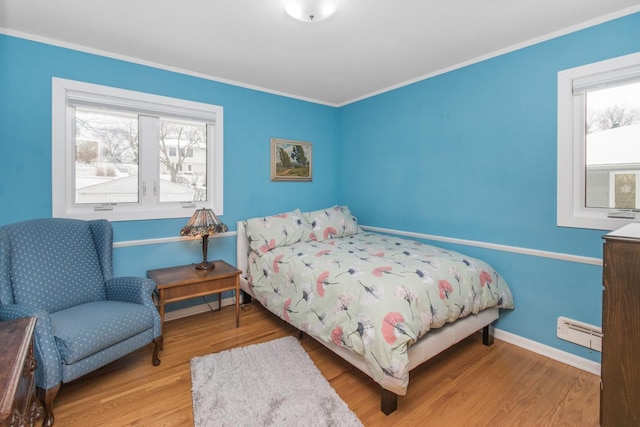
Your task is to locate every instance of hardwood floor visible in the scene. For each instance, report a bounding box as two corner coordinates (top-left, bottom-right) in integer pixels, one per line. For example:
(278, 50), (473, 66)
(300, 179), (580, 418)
(52, 303), (601, 426)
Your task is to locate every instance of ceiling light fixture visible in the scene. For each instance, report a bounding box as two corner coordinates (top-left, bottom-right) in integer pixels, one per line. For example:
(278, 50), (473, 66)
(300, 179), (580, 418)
(284, 0), (338, 23)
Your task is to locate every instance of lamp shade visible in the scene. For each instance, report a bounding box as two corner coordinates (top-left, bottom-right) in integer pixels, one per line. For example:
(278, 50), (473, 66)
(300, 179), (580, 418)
(285, 0), (338, 23)
(180, 208), (228, 237)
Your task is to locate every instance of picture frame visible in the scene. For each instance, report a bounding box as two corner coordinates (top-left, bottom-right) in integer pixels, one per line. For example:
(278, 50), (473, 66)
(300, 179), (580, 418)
(270, 138), (312, 182)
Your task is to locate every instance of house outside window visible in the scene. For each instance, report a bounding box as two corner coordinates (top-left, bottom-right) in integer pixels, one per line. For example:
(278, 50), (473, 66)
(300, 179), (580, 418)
(180, 147), (194, 158)
(585, 85), (640, 210)
(557, 52), (640, 230)
(52, 78), (224, 221)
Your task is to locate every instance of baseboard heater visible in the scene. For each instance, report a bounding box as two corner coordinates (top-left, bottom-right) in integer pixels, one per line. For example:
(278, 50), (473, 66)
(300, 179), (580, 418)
(557, 317), (602, 352)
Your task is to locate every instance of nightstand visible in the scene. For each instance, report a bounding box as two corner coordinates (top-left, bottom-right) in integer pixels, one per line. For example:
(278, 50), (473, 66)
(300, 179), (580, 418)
(147, 260), (242, 332)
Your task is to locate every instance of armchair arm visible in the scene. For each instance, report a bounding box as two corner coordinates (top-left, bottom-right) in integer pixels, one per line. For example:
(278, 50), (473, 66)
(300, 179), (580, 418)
(105, 276), (156, 307)
(0, 304), (62, 389)
(0, 302), (46, 322)
(105, 277), (161, 338)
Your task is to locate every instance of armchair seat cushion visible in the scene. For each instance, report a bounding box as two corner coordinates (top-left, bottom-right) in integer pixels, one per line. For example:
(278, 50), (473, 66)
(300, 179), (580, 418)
(50, 300), (156, 365)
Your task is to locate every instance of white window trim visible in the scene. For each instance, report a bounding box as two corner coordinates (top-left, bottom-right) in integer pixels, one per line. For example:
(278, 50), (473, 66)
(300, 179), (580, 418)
(52, 78), (224, 221)
(557, 52), (640, 230)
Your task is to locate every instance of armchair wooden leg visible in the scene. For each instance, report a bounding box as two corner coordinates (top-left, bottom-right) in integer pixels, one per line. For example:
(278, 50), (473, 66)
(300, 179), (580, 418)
(37, 384), (61, 427)
(152, 336), (163, 366)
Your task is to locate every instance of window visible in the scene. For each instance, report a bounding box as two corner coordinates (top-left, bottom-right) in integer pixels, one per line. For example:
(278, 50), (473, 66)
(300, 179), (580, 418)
(557, 52), (640, 230)
(52, 78), (224, 221)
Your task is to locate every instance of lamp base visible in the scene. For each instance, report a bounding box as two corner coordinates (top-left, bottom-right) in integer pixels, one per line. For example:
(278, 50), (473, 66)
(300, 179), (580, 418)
(194, 261), (216, 270)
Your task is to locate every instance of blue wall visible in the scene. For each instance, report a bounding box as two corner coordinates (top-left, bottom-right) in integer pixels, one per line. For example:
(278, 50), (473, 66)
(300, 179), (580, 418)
(337, 12), (640, 362)
(1, 12), (639, 363)
(0, 34), (339, 277)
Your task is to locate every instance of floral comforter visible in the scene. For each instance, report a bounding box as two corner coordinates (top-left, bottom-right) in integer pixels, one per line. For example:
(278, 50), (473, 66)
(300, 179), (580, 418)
(246, 229), (514, 395)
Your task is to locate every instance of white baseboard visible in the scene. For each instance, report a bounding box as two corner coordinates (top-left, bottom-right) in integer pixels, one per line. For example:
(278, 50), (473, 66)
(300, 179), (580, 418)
(494, 328), (601, 376)
(164, 300), (601, 377)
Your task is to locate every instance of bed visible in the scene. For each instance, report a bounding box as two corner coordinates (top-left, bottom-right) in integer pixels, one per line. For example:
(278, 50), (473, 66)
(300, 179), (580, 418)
(236, 206), (514, 414)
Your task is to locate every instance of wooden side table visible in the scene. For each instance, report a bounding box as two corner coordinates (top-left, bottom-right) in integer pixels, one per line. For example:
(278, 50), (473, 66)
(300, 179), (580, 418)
(147, 260), (242, 332)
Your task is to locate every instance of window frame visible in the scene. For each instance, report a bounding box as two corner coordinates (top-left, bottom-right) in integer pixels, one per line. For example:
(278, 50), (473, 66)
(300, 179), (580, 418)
(557, 52), (640, 230)
(52, 78), (224, 221)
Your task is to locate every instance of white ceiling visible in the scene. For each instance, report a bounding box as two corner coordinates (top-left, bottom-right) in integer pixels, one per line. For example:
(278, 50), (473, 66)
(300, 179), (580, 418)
(1, 0), (639, 106)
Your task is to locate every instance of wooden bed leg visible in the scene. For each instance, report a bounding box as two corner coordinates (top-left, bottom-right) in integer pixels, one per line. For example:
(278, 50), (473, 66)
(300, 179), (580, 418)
(381, 388), (398, 415)
(483, 324), (494, 346)
(241, 290), (252, 304)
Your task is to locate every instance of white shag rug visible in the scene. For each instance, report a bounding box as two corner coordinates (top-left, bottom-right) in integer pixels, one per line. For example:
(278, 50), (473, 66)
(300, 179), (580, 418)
(190, 336), (363, 427)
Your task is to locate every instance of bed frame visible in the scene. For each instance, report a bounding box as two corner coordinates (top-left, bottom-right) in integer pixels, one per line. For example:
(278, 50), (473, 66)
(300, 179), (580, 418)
(236, 221), (498, 414)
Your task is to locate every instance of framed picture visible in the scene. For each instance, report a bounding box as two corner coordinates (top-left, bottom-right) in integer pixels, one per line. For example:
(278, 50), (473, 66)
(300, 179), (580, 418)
(270, 138), (312, 182)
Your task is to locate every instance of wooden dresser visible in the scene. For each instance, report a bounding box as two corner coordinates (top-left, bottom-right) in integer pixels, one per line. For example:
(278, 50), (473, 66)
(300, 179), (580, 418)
(0, 317), (42, 427)
(601, 223), (640, 426)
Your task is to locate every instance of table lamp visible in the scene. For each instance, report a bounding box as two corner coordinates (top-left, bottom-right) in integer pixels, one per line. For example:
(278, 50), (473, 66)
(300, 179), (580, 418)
(180, 208), (228, 270)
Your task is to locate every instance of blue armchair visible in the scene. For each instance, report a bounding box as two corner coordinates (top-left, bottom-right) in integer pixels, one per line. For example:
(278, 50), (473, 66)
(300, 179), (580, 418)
(0, 218), (162, 427)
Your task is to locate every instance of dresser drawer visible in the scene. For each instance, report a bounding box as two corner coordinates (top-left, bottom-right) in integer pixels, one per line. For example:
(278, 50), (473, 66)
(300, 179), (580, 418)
(0, 317), (42, 427)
